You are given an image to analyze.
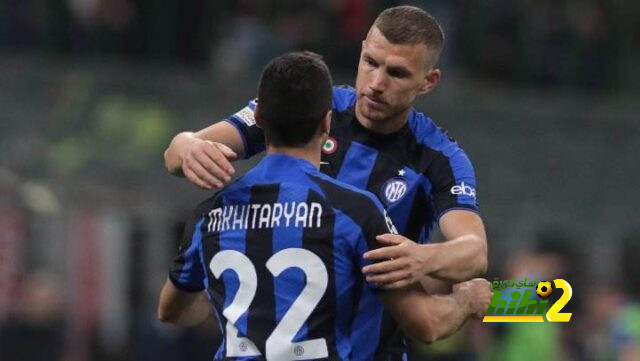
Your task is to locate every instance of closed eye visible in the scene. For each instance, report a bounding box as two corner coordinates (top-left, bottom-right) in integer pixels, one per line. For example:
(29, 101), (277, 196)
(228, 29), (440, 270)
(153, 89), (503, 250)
(387, 67), (411, 79)
(363, 55), (378, 68)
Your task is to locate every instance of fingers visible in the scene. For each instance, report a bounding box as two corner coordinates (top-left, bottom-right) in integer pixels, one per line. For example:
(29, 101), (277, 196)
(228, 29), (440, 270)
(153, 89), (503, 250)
(474, 294), (492, 319)
(182, 140), (237, 190)
(194, 151), (231, 183)
(375, 234), (407, 245)
(459, 278), (493, 319)
(366, 268), (412, 284)
(184, 158), (224, 189)
(215, 143), (238, 161)
(362, 258), (406, 275)
(363, 246), (403, 261)
(183, 166), (217, 190)
(206, 144), (236, 178)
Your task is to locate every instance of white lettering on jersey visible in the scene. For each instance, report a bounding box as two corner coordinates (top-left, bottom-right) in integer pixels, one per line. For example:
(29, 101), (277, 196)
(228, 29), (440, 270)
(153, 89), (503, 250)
(207, 202), (323, 232)
(450, 182), (476, 198)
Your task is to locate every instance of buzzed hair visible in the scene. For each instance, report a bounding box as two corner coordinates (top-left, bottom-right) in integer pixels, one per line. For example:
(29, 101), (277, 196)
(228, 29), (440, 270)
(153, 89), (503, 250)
(372, 6), (445, 67)
(258, 51), (333, 147)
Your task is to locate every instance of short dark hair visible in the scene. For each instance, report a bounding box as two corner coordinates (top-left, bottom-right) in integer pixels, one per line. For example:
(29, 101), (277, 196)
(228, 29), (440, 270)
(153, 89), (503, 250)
(373, 6), (445, 66)
(258, 51), (333, 148)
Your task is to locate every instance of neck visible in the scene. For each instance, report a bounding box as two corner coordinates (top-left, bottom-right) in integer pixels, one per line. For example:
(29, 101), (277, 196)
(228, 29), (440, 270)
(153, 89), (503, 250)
(266, 140), (322, 169)
(354, 102), (410, 134)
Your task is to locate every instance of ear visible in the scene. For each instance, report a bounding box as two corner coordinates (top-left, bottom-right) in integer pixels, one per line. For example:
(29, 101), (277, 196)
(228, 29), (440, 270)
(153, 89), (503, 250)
(321, 110), (332, 135)
(418, 68), (441, 95)
(254, 104), (264, 129)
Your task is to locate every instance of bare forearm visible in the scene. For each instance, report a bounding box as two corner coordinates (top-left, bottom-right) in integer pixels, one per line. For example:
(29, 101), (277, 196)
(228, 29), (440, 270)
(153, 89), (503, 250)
(382, 285), (473, 344)
(412, 293), (470, 343)
(167, 292), (211, 326)
(423, 234), (487, 282)
(158, 281), (212, 326)
(381, 279), (492, 344)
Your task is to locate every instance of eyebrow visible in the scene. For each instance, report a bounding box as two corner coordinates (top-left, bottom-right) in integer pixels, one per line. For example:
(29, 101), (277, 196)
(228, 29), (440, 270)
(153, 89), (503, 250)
(363, 51), (413, 77)
(387, 65), (411, 77)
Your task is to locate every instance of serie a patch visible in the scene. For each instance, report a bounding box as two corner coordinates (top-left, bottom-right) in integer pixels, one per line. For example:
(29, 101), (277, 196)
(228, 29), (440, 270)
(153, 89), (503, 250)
(233, 102), (256, 126)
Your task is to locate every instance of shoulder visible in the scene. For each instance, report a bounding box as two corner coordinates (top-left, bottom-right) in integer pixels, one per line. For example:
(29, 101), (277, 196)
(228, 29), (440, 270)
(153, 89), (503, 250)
(305, 172), (396, 239)
(406, 110), (474, 171)
(189, 193), (224, 225)
(306, 171), (385, 216)
(192, 173), (252, 217)
(332, 85), (357, 112)
(407, 110), (462, 156)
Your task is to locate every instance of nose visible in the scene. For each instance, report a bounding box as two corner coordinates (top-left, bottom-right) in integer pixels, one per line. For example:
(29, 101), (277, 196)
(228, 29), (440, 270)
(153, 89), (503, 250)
(369, 69), (387, 93)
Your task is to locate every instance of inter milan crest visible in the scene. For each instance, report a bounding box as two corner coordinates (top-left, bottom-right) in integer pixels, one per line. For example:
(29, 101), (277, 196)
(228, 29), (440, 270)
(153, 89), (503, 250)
(381, 177), (408, 204)
(322, 136), (337, 154)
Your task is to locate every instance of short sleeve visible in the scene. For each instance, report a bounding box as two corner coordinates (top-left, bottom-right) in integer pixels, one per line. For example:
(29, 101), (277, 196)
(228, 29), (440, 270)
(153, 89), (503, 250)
(168, 212), (207, 292)
(430, 147), (480, 220)
(223, 99), (266, 159)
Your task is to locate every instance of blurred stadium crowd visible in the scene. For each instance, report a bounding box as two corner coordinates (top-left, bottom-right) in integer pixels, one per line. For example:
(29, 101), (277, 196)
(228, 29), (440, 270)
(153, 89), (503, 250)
(2, 0), (640, 90)
(1, 1), (639, 360)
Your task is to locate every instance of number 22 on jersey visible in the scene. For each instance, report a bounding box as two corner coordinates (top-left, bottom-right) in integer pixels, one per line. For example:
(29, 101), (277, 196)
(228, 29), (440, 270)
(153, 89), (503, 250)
(210, 248), (329, 360)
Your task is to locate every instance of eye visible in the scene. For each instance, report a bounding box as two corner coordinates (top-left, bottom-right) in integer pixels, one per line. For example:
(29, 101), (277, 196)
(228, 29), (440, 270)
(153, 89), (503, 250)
(363, 56), (377, 67)
(387, 68), (410, 79)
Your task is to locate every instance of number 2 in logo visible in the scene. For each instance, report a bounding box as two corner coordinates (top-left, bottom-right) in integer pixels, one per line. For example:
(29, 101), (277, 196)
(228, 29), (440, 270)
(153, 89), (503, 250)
(545, 279), (572, 322)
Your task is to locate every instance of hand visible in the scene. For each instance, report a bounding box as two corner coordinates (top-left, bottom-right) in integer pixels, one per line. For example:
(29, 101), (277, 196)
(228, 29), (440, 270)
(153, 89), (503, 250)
(452, 278), (493, 319)
(362, 234), (430, 289)
(180, 138), (237, 189)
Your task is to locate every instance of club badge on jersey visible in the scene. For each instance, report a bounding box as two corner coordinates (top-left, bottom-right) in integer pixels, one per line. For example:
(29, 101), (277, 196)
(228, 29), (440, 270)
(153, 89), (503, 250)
(381, 172), (408, 205)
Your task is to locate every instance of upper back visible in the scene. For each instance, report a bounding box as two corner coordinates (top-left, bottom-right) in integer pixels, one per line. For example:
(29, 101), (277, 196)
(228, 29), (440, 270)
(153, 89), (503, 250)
(198, 153), (390, 360)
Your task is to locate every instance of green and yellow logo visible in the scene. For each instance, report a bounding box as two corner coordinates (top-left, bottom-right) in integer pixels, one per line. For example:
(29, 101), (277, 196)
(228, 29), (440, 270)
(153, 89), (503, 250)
(483, 278), (573, 323)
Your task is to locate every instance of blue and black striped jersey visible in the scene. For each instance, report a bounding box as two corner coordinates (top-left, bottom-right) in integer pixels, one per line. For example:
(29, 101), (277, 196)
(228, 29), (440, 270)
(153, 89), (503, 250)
(226, 86), (479, 244)
(224, 86), (480, 359)
(170, 154), (396, 361)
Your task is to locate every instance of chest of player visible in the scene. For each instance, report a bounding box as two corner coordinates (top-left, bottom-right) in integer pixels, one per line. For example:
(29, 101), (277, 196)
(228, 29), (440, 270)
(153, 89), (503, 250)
(321, 135), (435, 234)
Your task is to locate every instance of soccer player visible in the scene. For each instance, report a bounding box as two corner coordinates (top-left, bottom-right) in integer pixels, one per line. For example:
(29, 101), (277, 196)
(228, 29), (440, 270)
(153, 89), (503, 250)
(158, 52), (492, 360)
(163, 6), (488, 359)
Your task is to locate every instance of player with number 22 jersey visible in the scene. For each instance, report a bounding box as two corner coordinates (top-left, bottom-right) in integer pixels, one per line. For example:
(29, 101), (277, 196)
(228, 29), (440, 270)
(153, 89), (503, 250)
(170, 153), (397, 360)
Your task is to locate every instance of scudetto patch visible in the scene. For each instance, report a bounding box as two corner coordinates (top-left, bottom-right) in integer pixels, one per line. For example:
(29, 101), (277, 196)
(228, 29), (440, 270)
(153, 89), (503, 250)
(322, 137), (338, 154)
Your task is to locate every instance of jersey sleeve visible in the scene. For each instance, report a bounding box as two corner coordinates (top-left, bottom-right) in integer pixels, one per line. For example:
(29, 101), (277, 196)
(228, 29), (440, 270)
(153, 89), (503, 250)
(168, 210), (207, 292)
(429, 146), (480, 220)
(223, 99), (266, 159)
(331, 85), (357, 112)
